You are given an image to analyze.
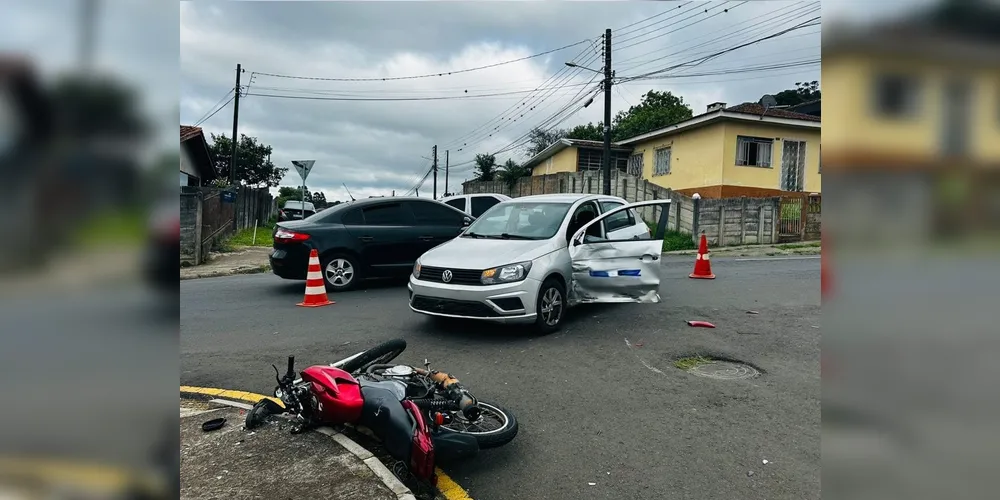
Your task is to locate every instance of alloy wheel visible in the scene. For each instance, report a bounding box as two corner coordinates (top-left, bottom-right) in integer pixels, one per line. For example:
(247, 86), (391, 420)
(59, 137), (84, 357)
(325, 259), (355, 287)
(540, 287), (563, 326)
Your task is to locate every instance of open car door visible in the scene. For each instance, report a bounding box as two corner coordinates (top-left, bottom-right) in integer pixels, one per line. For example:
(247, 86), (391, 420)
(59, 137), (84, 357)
(568, 199), (672, 304)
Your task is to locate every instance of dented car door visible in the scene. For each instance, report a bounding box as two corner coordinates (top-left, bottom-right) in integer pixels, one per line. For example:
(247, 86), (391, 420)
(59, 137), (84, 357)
(567, 200), (671, 304)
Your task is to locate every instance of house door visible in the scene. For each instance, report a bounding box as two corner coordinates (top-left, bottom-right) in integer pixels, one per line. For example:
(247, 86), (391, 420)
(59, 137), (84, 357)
(780, 140), (807, 192)
(942, 79), (971, 157)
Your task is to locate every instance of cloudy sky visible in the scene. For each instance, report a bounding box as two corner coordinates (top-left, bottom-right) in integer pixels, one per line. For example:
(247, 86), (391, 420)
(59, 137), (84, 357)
(180, 0), (828, 201)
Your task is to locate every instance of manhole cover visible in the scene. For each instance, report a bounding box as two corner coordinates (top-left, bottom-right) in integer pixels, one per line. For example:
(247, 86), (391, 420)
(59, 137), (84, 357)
(687, 360), (760, 380)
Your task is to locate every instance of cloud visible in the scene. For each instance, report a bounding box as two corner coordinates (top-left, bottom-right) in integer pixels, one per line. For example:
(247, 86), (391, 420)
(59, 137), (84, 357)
(180, 1), (821, 201)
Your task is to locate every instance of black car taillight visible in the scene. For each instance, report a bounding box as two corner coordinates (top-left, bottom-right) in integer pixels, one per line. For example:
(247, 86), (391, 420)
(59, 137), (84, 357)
(273, 228), (310, 242)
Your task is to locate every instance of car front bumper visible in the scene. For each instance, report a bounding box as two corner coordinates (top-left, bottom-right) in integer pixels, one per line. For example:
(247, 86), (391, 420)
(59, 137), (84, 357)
(407, 274), (540, 324)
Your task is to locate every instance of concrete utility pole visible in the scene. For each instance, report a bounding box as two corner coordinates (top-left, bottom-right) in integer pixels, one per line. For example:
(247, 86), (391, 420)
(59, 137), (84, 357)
(602, 28), (613, 196)
(432, 145), (438, 200)
(229, 63), (243, 184)
(444, 150), (450, 196)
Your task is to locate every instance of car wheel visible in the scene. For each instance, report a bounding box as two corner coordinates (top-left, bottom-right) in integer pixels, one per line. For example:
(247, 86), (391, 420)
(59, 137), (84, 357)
(534, 278), (566, 333)
(320, 253), (362, 292)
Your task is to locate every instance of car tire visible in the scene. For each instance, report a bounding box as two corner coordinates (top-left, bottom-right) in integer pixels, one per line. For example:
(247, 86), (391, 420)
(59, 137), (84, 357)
(320, 253), (363, 292)
(533, 278), (566, 334)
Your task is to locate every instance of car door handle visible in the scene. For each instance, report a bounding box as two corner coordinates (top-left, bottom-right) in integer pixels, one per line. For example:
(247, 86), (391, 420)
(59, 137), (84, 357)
(419, 236), (434, 241)
(641, 254), (659, 261)
(359, 236), (374, 242)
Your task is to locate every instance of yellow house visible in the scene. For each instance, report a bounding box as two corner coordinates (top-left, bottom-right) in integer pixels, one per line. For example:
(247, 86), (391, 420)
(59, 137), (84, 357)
(524, 138), (634, 176)
(615, 102), (821, 198)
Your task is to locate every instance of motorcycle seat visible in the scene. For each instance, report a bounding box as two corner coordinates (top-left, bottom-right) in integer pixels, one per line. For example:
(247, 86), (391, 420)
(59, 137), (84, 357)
(358, 386), (413, 464)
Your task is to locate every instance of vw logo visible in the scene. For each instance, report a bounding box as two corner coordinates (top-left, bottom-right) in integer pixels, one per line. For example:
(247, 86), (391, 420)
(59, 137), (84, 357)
(442, 270), (453, 283)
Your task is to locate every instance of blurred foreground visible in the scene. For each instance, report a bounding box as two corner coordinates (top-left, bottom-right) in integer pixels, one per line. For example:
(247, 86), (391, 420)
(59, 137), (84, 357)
(1, 0), (178, 498)
(823, 1), (1000, 499)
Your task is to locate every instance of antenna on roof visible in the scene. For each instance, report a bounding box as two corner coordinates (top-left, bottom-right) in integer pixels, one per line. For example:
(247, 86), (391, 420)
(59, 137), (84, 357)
(758, 94), (777, 120)
(342, 183), (356, 202)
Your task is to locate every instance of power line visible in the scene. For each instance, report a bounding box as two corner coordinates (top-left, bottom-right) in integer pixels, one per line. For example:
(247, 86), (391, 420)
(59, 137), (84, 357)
(193, 89), (234, 126)
(252, 39), (592, 82)
(245, 81), (600, 102)
(613, 2), (715, 42)
(246, 81), (594, 99)
(614, 1), (748, 52)
(612, 2), (695, 34)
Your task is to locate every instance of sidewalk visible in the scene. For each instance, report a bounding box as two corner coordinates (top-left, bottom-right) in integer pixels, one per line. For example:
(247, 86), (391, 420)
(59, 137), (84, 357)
(665, 241), (821, 258)
(180, 246), (272, 280)
(180, 398), (409, 500)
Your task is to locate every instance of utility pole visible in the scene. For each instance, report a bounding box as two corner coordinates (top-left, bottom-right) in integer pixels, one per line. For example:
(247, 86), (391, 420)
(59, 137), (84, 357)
(229, 63), (243, 185)
(444, 150), (450, 196)
(79, 0), (97, 71)
(432, 145), (438, 200)
(602, 28), (613, 196)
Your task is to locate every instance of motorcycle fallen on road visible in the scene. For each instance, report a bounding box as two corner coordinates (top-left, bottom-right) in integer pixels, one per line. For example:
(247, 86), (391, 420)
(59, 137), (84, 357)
(245, 339), (518, 486)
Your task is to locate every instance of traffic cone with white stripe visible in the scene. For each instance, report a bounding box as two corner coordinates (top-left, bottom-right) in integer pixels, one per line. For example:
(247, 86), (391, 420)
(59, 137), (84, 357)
(298, 248), (334, 307)
(689, 232), (715, 279)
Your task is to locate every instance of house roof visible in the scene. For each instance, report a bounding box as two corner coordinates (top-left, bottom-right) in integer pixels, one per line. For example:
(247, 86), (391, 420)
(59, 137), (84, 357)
(724, 103), (820, 122)
(523, 138), (633, 171)
(180, 125), (203, 142)
(615, 101), (821, 146)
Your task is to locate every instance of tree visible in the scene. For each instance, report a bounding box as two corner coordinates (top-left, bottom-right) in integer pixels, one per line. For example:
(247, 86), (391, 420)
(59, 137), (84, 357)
(498, 159), (530, 187)
(312, 191), (328, 209)
(276, 185), (312, 209)
(611, 90), (692, 141)
(473, 153), (498, 182)
(565, 122), (603, 142)
(525, 127), (566, 158)
(208, 133), (287, 188)
(49, 74), (149, 140)
(773, 81), (820, 106)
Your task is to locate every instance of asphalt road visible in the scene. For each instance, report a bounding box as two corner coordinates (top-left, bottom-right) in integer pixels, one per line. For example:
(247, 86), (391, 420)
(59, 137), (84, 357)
(181, 255), (820, 500)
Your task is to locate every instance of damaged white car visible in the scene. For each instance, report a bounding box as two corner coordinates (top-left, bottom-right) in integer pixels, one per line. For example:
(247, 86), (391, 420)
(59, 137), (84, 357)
(408, 193), (671, 332)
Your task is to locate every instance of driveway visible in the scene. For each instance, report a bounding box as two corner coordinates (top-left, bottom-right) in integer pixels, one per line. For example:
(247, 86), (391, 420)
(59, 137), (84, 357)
(181, 255), (820, 500)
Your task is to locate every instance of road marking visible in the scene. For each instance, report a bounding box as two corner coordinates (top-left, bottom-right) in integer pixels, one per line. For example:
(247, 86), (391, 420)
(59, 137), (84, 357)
(624, 339), (665, 376)
(180, 386), (474, 499)
(732, 256), (821, 262)
(436, 467), (474, 500)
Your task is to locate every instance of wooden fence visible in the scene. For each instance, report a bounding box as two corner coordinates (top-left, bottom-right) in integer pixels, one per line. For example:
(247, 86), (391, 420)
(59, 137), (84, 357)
(181, 185), (274, 265)
(462, 171), (821, 246)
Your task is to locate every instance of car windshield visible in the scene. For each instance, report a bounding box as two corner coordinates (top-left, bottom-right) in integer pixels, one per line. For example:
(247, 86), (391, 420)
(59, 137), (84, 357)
(463, 201), (571, 240)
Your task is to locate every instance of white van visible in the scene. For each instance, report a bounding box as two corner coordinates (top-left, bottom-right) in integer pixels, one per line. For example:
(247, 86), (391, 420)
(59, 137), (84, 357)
(279, 200), (317, 221)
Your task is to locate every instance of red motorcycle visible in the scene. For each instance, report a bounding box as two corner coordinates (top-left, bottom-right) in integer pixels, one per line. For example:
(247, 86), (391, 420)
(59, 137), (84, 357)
(245, 339), (518, 486)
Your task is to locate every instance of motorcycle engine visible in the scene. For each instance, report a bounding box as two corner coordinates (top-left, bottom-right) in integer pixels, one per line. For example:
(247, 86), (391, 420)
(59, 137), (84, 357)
(382, 365), (414, 378)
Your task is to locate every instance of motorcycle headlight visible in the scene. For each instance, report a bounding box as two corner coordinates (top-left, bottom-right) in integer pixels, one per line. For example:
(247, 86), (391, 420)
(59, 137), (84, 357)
(413, 261), (421, 278)
(481, 261), (532, 285)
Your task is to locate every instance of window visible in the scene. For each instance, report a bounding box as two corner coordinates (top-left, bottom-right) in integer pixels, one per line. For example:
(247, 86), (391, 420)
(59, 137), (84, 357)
(600, 201), (635, 232)
(736, 136), (773, 167)
(567, 202), (602, 240)
(627, 153), (644, 176)
(361, 203), (405, 225)
(444, 197), (466, 212)
(470, 196), (502, 217)
(341, 208), (363, 225)
(408, 201), (464, 226)
(653, 148), (672, 176)
(576, 148), (631, 172)
(873, 73), (919, 118)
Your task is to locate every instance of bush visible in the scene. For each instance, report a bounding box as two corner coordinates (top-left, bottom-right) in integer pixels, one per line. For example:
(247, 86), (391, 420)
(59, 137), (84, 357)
(645, 222), (697, 252)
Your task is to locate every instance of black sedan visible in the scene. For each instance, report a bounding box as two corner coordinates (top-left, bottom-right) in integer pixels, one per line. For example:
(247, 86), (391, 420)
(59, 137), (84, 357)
(270, 197), (472, 291)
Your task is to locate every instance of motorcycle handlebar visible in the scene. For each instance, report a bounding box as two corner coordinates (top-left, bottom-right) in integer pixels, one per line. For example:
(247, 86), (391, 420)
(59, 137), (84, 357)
(286, 356), (295, 378)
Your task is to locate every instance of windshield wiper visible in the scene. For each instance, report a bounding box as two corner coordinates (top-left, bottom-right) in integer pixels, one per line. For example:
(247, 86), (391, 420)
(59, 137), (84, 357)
(499, 233), (536, 240)
(462, 231), (486, 238)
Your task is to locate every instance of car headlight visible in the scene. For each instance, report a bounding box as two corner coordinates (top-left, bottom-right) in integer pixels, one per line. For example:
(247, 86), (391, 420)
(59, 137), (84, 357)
(413, 261), (421, 278)
(481, 261), (532, 285)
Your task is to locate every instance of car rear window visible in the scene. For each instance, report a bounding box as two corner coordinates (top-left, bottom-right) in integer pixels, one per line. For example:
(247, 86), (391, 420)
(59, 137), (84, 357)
(471, 196), (501, 217)
(362, 203), (406, 225)
(444, 197), (466, 212)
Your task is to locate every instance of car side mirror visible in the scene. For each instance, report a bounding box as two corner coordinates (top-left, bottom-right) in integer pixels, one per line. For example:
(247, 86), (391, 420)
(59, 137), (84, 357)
(462, 216), (472, 227)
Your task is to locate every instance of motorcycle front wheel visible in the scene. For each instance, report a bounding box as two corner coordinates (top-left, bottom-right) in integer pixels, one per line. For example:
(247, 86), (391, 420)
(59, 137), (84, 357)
(340, 338), (407, 374)
(438, 401), (518, 449)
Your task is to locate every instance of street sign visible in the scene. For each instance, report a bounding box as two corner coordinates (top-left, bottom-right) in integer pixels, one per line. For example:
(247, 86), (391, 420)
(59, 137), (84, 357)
(291, 160), (315, 182)
(221, 190), (236, 203)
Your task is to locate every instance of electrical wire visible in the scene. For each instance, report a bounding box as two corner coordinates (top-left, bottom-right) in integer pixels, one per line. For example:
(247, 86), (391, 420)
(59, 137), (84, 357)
(192, 88), (234, 126)
(252, 39), (592, 82)
(614, 2), (746, 51)
(194, 94), (234, 127)
(612, 2), (700, 37)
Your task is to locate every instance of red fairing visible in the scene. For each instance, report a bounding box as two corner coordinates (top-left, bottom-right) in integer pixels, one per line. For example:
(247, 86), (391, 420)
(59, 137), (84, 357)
(403, 400), (436, 484)
(300, 366), (364, 424)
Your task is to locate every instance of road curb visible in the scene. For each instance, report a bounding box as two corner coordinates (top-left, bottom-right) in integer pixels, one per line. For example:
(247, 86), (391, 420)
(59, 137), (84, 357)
(179, 264), (271, 280)
(180, 386), (472, 499)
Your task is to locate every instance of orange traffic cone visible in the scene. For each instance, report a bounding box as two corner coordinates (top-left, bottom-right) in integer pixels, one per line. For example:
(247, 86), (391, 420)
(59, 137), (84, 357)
(297, 249), (334, 307)
(689, 232), (715, 279)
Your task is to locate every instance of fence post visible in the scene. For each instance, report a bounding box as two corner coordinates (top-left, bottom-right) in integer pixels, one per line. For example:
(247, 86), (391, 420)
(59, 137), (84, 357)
(771, 197), (780, 244)
(194, 191), (204, 265)
(799, 195), (808, 241)
(739, 196), (748, 245)
(757, 205), (765, 243)
(622, 178), (628, 202)
(718, 204), (726, 246)
(692, 196), (702, 242)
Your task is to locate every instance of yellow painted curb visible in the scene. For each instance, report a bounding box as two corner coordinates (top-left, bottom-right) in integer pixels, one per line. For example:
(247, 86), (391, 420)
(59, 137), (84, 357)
(436, 467), (474, 500)
(180, 385), (284, 408)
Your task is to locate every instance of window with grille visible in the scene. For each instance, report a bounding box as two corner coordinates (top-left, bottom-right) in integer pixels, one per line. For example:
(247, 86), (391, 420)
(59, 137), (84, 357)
(627, 153), (643, 176)
(653, 148), (672, 176)
(736, 136), (773, 167)
(577, 148), (630, 173)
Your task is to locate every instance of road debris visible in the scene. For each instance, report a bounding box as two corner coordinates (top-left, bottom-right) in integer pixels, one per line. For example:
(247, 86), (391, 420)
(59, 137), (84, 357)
(747, 471), (755, 477)
(588, 482), (596, 486)
(686, 320), (716, 328)
(762, 459), (769, 465)
(747, 310), (759, 315)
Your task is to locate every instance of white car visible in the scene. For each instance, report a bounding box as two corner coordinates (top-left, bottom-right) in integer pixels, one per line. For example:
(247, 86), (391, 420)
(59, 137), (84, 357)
(441, 193), (511, 218)
(408, 194), (671, 332)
